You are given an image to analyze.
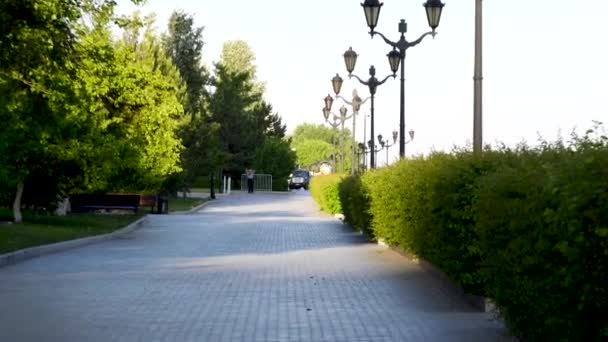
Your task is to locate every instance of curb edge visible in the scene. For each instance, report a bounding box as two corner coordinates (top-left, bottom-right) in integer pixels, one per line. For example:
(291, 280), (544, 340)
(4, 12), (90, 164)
(0, 215), (148, 268)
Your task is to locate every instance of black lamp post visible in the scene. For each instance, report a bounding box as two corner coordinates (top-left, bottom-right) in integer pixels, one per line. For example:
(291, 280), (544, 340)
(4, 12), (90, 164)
(368, 139), (383, 166)
(343, 47), (395, 169)
(361, 0), (444, 159)
(355, 142), (366, 171)
(330, 74), (371, 174)
(322, 103), (351, 173)
(377, 129), (399, 166)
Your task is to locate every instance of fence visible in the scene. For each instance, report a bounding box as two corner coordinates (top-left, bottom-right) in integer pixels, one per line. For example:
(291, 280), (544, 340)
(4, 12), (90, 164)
(241, 174), (273, 192)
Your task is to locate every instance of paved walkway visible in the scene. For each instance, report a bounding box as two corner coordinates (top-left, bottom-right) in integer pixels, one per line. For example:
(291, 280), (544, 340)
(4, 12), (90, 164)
(0, 191), (514, 341)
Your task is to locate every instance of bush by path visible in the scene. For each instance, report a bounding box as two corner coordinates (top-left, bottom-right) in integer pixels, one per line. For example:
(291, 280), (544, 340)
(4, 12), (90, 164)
(312, 126), (608, 341)
(309, 174), (344, 215)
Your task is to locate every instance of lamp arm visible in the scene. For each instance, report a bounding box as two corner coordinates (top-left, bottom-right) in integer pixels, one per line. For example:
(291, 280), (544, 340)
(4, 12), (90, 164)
(337, 95), (371, 110)
(349, 74), (369, 86)
(407, 31), (435, 49)
(324, 118), (340, 129)
(335, 95), (352, 105)
(371, 30), (398, 49)
(377, 74), (396, 86)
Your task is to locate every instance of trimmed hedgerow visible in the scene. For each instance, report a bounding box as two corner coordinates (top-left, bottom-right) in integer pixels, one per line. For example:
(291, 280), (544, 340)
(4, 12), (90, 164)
(338, 175), (372, 235)
(309, 174), (344, 214)
(475, 132), (608, 342)
(312, 125), (608, 341)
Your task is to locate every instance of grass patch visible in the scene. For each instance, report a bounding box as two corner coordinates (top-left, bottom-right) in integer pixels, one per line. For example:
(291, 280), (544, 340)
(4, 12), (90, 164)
(0, 208), (143, 254)
(168, 197), (207, 212)
(188, 188), (209, 193)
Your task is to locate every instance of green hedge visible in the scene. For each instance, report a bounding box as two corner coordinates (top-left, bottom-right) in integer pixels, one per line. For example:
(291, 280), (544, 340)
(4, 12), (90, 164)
(338, 175), (372, 235)
(310, 174), (344, 214)
(313, 128), (608, 341)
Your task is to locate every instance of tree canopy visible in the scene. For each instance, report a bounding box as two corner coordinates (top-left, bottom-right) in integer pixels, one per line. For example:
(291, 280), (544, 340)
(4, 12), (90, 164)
(0, 3), (293, 222)
(290, 123), (353, 172)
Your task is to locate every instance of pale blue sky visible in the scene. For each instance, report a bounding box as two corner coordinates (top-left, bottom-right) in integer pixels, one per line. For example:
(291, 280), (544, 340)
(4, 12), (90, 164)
(116, 0), (608, 162)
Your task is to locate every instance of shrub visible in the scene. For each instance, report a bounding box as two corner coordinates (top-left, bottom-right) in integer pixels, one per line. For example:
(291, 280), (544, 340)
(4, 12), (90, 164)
(476, 132), (608, 341)
(309, 125), (608, 341)
(310, 174), (344, 214)
(339, 175), (372, 235)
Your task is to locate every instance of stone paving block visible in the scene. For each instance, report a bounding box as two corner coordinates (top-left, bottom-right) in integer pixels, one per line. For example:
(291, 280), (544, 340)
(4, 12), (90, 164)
(0, 192), (516, 341)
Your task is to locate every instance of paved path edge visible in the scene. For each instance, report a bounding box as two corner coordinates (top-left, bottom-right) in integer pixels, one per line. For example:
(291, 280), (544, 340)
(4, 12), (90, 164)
(0, 215), (149, 269)
(335, 215), (498, 315)
(170, 197), (214, 215)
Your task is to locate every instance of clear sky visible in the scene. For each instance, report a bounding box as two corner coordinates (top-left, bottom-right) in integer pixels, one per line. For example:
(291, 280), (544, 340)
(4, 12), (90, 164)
(116, 0), (608, 163)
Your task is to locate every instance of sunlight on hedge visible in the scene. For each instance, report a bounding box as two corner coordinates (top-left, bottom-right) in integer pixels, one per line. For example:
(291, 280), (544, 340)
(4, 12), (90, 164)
(310, 124), (608, 341)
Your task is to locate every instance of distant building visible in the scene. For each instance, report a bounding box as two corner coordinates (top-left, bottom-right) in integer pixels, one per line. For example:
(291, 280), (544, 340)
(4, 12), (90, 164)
(319, 162), (332, 175)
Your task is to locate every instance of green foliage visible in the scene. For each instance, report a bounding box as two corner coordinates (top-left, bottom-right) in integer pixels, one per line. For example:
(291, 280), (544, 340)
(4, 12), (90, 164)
(1, 2), (287, 216)
(293, 139), (333, 168)
(211, 41), (287, 178)
(310, 174), (344, 214)
(311, 124), (608, 341)
(291, 123), (353, 172)
(252, 137), (296, 191)
(164, 10), (209, 118)
(338, 175), (372, 235)
(291, 123), (336, 146)
(0, 2), (183, 216)
(218, 40), (259, 83)
(167, 197), (206, 212)
(0, 208), (142, 254)
(161, 10), (222, 193)
(78, 19), (184, 193)
(475, 127), (608, 341)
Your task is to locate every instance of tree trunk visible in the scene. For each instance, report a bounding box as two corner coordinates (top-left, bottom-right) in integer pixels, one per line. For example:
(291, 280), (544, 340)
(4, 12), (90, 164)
(13, 182), (24, 223)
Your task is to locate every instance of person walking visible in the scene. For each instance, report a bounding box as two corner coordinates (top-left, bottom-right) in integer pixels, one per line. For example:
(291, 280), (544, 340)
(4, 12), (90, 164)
(246, 168), (255, 193)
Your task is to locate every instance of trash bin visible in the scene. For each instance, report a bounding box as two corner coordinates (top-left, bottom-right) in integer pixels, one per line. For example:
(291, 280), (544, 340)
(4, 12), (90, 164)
(156, 194), (169, 214)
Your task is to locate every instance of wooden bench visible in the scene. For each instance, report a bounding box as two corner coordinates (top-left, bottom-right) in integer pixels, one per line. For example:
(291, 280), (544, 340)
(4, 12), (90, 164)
(139, 194), (157, 213)
(70, 194), (142, 213)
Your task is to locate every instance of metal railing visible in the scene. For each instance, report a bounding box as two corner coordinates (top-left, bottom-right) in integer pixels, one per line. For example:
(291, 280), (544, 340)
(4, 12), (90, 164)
(241, 174), (273, 192)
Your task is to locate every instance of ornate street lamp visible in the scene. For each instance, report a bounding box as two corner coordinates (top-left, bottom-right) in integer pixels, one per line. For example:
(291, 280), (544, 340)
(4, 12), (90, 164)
(343, 47), (358, 75)
(322, 107), (330, 121)
(387, 49), (401, 75)
(424, 0), (445, 32)
(332, 74), (343, 95)
(343, 47), (395, 169)
(361, 0), (383, 34)
(324, 94), (334, 111)
(322, 103), (351, 174)
(330, 74), (371, 173)
(356, 142), (367, 170)
(360, 0), (445, 159)
(377, 130), (399, 166)
(368, 138), (383, 166)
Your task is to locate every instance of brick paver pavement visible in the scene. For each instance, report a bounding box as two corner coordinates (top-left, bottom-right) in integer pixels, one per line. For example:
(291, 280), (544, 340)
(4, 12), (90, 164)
(0, 191), (515, 341)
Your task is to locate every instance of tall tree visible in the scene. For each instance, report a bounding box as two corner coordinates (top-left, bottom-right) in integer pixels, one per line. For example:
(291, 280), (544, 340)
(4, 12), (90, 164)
(0, 1), (177, 222)
(0, 0), (86, 222)
(164, 10), (208, 119)
(210, 64), (258, 173)
(265, 110), (287, 138)
(290, 123), (353, 172)
(0, 0), (126, 221)
(211, 39), (287, 177)
(252, 137), (296, 191)
(162, 10), (221, 192)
